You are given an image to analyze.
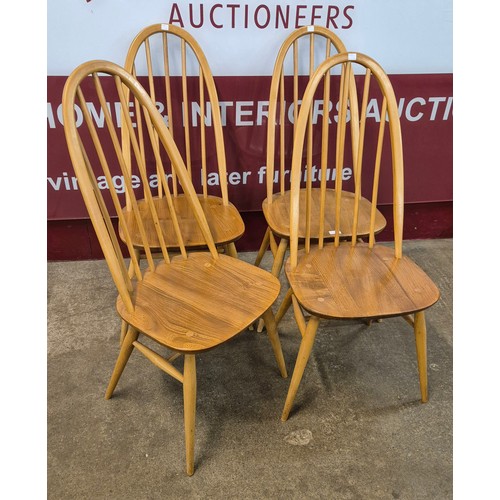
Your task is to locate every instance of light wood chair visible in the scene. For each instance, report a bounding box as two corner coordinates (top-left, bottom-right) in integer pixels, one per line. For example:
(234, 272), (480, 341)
(121, 23), (244, 262)
(62, 60), (287, 476)
(255, 26), (387, 283)
(280, 52), (440, 421)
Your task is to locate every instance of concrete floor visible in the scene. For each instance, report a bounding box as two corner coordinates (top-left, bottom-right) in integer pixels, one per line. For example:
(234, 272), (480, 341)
(47, 239), (452, 499)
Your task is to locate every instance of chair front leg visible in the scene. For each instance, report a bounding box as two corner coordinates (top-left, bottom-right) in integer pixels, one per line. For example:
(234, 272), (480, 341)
(119, 320), (128, 345)
(261, 308), (287, 378)
(224, 242), (238, 259)
(257, 238), (290, 333)
(105, 326), (139, 399)
(271, 238), (289, 277)
(414, 311), (428, 403)
(183, 354), (197, 476)
(281, 315), (320, 421)
(254, 227), (271, 267)
(275, 287), (293, 327)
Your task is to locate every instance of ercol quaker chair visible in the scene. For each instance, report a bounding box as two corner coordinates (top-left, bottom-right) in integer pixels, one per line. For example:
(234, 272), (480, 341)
(121, 23), (244, 263)
(254, 26), (387, 283)
(280, 52), (440, 421)
(62, 60), (287, 476)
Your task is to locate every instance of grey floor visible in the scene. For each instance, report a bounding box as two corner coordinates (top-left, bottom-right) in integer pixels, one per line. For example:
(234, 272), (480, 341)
(47, 239), (452, 499)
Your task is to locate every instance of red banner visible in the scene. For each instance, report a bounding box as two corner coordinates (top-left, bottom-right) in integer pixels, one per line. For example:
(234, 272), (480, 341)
(47, 73), (452, 220)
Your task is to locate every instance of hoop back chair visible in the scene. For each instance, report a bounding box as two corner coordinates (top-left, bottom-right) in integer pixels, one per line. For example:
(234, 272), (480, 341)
(280, 52), (440, 421)
(255, 26), (387, 281)
(62, 60), (287, 475)
(121, 23), (244, 261)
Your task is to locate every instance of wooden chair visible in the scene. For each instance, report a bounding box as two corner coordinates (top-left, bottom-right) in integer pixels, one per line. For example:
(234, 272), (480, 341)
(255, 26), (387, 283)
(62, 60), (287, 476)
(121, 23), (244, 262)
(280, 52), (440, 421)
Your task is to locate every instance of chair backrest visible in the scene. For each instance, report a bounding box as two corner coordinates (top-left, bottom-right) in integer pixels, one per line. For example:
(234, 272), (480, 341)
(62, 60), (219, 313)
(123, 23), (228, 204)
(265, 25), (359, 202)
(288, 52), (404, 269)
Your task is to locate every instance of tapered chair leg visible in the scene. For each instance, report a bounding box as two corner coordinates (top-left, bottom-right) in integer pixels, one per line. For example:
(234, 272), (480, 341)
(105, 326), (139, 399)
(121, 249), (142, 344)
(271, 238), (289, 277)
(119, 320), (128, 345)
(254, 227), (271, 267)
(248, 235), (261, 331)
(224, 242), (238, 259)
(414, 311), (428, 403)
(127, 247), (141, 278)
(257, 238), (289, 333)
(275, 287), (294, 327)
(183, 354), (197, 476)
(281, 315), (320, 421)
(261, 308), (287, 378)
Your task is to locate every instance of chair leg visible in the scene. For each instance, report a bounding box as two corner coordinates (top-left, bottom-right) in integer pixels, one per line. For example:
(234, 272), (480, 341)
(105, 326), (139, 399)
(127, 247), (141, 278)
(414, 311), (428, 403)
(281, 316), (320, 421)
(248, 235), (263, 329)
(224, 242), (238, 259)
(183, 354), (197, 476)
(257, 238), (289, 333)
(275, 287), (293, 327)
(119, 320), (128, 345)
(271, 238), (289, 277)
(254, 227), (271, 267)
(261, 308), (287, 378)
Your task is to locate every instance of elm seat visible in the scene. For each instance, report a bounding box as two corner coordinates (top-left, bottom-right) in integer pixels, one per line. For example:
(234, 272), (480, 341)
(118, 252), (280, 353)
(263, 189), (386, 241)
(285, 243), (439, 320)
(120, 195), (244, 250)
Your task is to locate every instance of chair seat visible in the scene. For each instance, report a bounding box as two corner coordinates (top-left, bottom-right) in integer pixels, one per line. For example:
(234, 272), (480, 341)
(117, 253), (280, 353)
(262, 189), (387, 240)
(285, 242), (440, 320)
(120, 195), (245, 250)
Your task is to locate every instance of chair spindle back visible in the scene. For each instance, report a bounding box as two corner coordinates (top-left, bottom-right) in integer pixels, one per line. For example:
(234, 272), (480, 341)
(288, 52), (404, 269)
(123, 24), (228, 204)
(266, 26), (360, 205)
(63, 60), (219, 312)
